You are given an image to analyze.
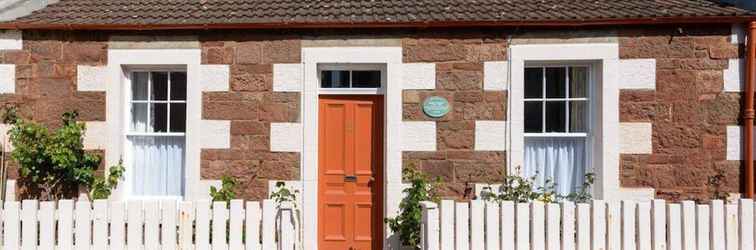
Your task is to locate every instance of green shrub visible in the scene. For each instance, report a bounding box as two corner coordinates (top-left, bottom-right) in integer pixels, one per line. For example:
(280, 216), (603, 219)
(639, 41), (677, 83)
(481, 168), (594, 203)
(385, 164), (441, 249)
(210, 175), (238, 202)
(7, 111), (123, 200)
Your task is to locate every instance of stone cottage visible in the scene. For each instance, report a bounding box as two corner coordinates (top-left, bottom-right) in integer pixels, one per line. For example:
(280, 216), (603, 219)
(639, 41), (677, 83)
(0, 0), (754, 249)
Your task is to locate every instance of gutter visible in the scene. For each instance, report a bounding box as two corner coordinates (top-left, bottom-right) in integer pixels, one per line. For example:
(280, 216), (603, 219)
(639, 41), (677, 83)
(0, 16), (754, 30)
(746, 21), (756, 198)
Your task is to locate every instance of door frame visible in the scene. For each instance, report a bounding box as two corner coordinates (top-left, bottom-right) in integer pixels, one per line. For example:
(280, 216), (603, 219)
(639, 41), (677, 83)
(317, 95), (385, 249)
(302, 47), (404, 250)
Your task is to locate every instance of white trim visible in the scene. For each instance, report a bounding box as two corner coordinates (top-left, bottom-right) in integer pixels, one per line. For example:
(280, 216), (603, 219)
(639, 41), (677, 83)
(400, 121), (437, 151)
(484, 61), (508, 91)
(83, 121), (107, 150)
(732, 24), (746, 44)
(77, 66), (108, 92)
(402, 63), (436, 90)
(198, 120), (230, 149)
(619, 122), (653, 154)
(302, 46), (403, 250)
(618, 59), (656, 90)
(724, 58), (745, 92)
(270, 122), (303, 152)
(273, 63), (303, 92)
(727, 125), (756, 161)
(474, 121), (507, 151)
(508, 43), (652, 201)
(199, 65), (229, 92)
(0, 64), (14, 94)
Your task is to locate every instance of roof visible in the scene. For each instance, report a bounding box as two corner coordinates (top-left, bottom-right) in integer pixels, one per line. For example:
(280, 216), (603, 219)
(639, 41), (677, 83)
(2, 0), (755, 30)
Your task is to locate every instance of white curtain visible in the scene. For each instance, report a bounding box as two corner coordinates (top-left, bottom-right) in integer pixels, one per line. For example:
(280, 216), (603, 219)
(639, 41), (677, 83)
(524, 137), (586, 195)
(129, 136), (185, 196)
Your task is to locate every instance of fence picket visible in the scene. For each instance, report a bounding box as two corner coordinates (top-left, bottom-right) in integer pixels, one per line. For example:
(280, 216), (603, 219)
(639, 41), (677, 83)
(195, 200), (211, 250)
(127, 200), (144, 250)
(637, 201), (651, 250)
(229, 200), (244, 250)
(74, 200), (91, 250)
(652, 199), (667, 250)
(667, 203), (682, 250)
(531, 202), (545, 250)
(710, 200), (725, 250)
(21, 200), (37, 250)
(421, 201), (439, 250)
(4, 201), (19, 249)
(38, 202), (54, 250)
(279, 202), (296, 250)
(576, 203), (590, 250)
(606, 201), (621, 250)
(110, 202), (126, 250)
(546, 203), (560, 250)
(591, 200), (606, 250)
(245, 201), (261, 250)
(485, 201), (500, 250)
(178, 202), (194, 250)
(440, 200), (454, 250)
(470, 200), (484, 250)
(261, 200), (275, 250)
(92, 200), (108, 250)
(622, 200), (637, 250)
(161, 200), (178, 250)
(516, 203), (530, 250)
(562, 202), (576, 250)
(696, 204), (710, 250)
(501, 201), (515, 250)
(455, 202), (470, 250)
(144, 200), (161, 250)
(725, 203), (738, 250)
(682, 200), (697, 250)
(740, 199), (754, 250)
(212, 202), (229, 250)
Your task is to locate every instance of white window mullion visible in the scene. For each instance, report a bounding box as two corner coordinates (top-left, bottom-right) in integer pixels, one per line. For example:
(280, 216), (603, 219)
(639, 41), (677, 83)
(146, 72), (152, 133)
(166, 71), (172, 133)
(565, 67), (571, 133)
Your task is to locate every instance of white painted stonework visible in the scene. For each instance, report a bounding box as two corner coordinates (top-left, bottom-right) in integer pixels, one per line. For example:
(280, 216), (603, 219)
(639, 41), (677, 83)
(484, 61), (508, 91)
(474, 120), (506, 151)
(199, 120), (230, 149)
(76, 65), (107, 92)
(402, 63), (436, 90)
(273, 63), (303, 92)
(732, 23), (746, 44)
(619, 122), (653, 154)
(724, 58), (745, 92)
(0, 30), (21, 50)
(199, 64), (229, 92)
(618, 59), (656, 90)
(0, 123), (11, 151)
(726, 125), (756, 161)
(83, 121), (107, 150)
(400, 121), (437, 151)
(270, 122), (302, 152)
(0, 64), (14, 94)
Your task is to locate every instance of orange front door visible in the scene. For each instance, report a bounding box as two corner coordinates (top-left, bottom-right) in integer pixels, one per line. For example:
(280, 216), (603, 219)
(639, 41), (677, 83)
(319, 95), (384, 250)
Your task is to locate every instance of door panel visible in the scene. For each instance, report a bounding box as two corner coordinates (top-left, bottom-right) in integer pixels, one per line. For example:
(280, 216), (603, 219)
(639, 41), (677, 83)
(319, 95), (383, 250)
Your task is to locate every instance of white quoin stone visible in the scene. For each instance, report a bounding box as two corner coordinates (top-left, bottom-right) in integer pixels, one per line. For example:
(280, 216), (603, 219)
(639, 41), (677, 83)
(0, 30), (21, 50)
(270, 122), (302, 152)
(732, 24), (746, 44)
(724, 58), (745, 92)
(0, 64), (14, 94)
(83, 121), (107, 150)
(199, 120), (230, 149)
(199, 64), (230, 92)
(618, 59), (656, 90)
(402, 63), (436, 90)
(77, 66), (107, 92)
(273, 63), (303, 92)
(474, 120), (506, 151)
(484, 61), (508, 91)
(619, 122), (653, 154)
(726, 125), (756, 161)
(400, 121), (436, 151)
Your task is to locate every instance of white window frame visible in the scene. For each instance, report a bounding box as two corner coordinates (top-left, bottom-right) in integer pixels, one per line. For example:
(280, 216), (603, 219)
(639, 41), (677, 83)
(122, 65), (188, 201)
(317, 63), (387, 95)
(522, 62), (596, 190)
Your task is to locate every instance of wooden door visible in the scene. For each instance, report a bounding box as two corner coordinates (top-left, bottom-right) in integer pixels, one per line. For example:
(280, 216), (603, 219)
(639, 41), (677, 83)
(319, 95), (384, 250)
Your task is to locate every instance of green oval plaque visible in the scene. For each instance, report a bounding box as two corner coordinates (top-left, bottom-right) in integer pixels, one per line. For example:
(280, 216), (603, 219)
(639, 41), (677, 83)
(422, 96), (450, 118)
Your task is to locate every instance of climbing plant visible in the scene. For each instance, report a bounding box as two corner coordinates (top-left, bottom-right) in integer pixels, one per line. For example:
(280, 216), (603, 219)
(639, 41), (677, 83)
(385, 164), (442, 249)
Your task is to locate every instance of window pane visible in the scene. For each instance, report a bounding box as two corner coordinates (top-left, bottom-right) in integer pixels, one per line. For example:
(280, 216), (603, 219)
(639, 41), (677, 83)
(545, 67), (566, 98)
(151, 72), (168, 101)
(525, 68), (543, 98)
(129, 136), (185, 196)
(570, 101), (588, 132)
(524, 101), (543, 133)
(169, 103), (186, 132)
(131, 103), (148, 132)
(170, 72), (187, 101)
(321, 70), (350, 88)
(570, 67), (588, 98)
(132, 72), (149, 101)
(545, 101), (566, 132)
(351, 70), (381, 88)
(151, 103), (168, 132)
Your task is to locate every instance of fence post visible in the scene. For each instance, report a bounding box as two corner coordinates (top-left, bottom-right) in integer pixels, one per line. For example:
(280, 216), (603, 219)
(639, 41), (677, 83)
(739, 199), (754, 250)
(439, 200), (454, 250)
(278, 201), (296, 250)
(421, 201), (439, 250)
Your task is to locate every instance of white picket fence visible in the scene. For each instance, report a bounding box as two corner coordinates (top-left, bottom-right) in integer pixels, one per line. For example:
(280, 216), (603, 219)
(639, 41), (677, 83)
(420, 199), (756, 250)
(0, 199), (298, 250)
